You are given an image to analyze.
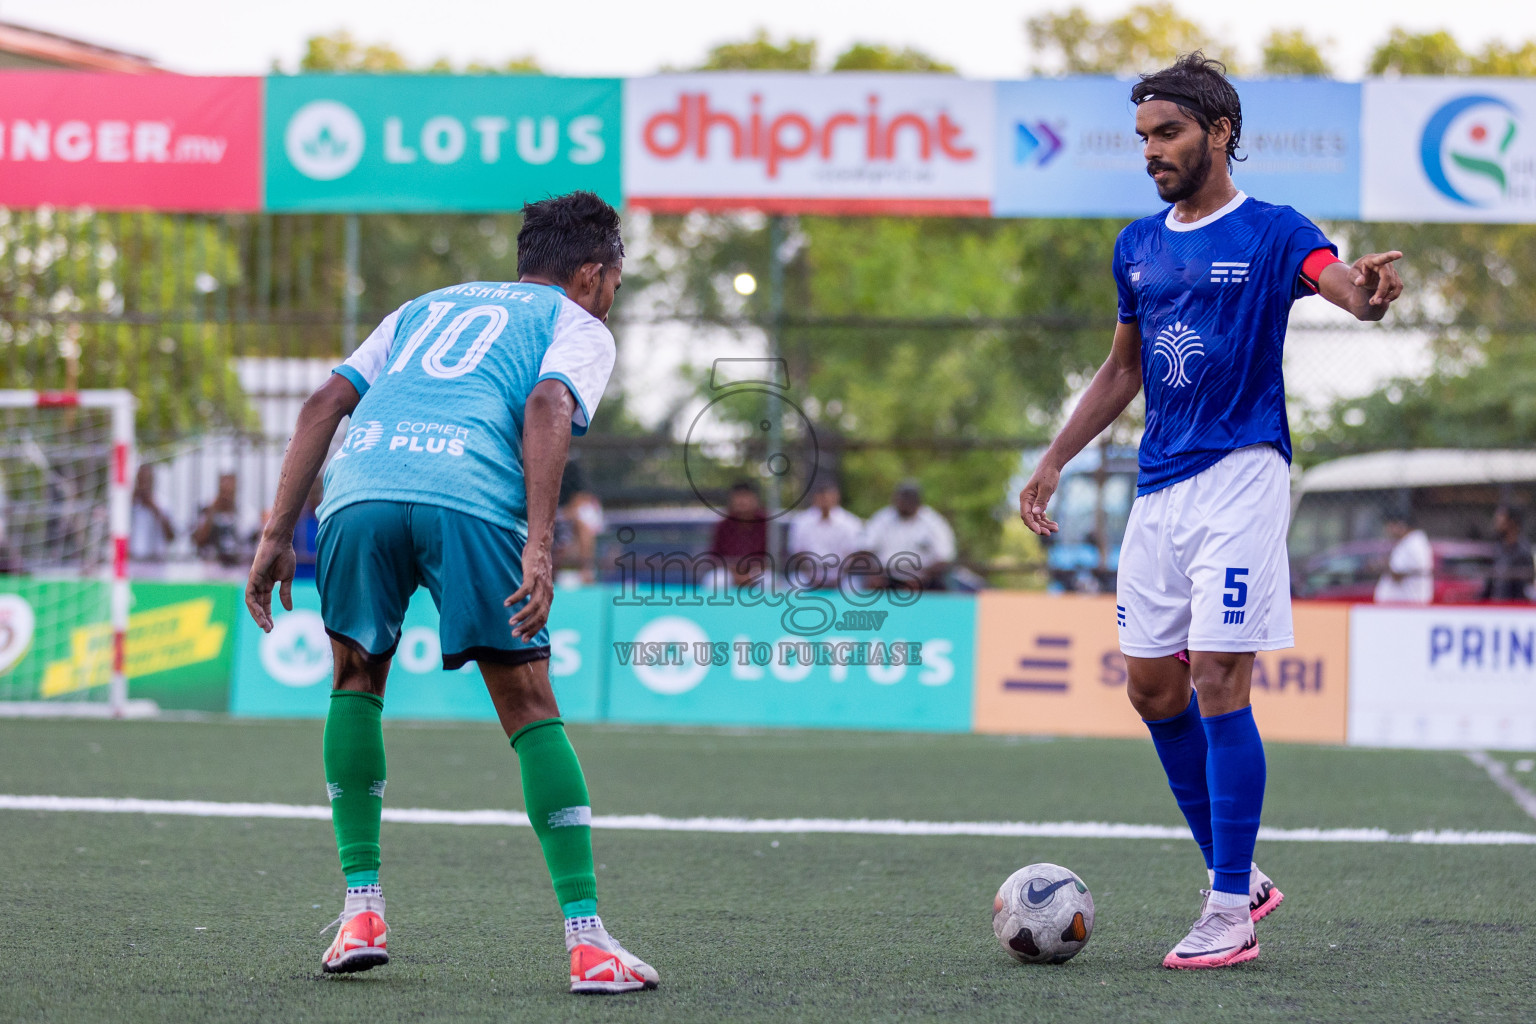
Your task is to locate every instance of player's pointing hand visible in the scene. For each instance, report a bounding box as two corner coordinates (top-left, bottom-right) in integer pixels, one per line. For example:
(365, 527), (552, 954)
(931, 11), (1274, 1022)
(1352, 250), (1404, 307)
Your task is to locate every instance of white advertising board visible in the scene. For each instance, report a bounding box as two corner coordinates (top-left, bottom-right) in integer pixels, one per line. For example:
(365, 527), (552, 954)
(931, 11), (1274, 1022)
(623, 74), (993, 214)
(1349, 605), (1536, 750)
(1362, 79), (1536, 222)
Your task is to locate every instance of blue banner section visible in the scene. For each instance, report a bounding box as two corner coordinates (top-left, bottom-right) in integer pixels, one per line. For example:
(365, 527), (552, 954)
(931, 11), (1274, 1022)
(993, 78), (1360, 220)
(230, 585), (604, 720)
(604, 591), (976, 731)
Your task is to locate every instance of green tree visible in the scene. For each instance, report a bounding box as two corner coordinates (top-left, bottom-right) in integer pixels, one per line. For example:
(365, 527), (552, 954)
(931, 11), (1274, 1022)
(1367, 29), (1468, 75)
(298, 30), (410, 72)
(293, 29), (541, 75)
(696, 29), (816, 71)
(0, 209), (253, 441)
(1260, 29), (1332, 76)
(831, 43), (955, 72)
(1026, 2), (1236, 75)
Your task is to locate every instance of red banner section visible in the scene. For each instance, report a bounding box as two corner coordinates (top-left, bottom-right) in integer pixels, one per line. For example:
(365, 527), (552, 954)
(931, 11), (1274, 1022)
(0, 74), (260, 212)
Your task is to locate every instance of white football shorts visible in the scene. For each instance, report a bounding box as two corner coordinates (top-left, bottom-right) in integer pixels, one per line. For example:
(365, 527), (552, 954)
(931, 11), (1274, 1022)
(1116, 443), (1294, 658)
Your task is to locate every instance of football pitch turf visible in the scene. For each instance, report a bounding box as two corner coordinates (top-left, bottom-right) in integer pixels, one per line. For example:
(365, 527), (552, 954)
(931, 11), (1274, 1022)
(1, 719), (1533, 1023)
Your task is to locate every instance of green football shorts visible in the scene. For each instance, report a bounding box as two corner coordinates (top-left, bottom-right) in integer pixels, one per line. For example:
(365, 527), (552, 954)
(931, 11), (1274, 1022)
(315, 500), (549, 669)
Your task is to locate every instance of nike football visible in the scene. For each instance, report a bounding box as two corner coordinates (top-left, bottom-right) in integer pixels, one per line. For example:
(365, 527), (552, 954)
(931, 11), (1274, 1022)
(992, 863), (1095, 964)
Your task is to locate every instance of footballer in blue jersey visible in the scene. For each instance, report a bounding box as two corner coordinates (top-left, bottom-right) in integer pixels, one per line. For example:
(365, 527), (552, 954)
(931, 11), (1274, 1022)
(1019, 54), (1404, 970)
(245, 193), (659, 994)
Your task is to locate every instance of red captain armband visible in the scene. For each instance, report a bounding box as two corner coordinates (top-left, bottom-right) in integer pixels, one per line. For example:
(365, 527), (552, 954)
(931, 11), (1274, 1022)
(1299, 248), (1342, 292)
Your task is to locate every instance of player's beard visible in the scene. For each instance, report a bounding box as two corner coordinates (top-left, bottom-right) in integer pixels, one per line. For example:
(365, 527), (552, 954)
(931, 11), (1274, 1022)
(1149, 144), (1212, 204)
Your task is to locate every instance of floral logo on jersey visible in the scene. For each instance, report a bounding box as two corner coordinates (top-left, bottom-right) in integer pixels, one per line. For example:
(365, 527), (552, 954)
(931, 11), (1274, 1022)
(334, 420), (384, 459)
(1152, 322), (1204, 389)
(1420, 94), (1519, 207)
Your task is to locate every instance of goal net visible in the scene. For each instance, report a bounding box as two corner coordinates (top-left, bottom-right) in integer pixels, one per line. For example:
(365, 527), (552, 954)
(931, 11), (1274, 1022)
(0, 391), (153, 717)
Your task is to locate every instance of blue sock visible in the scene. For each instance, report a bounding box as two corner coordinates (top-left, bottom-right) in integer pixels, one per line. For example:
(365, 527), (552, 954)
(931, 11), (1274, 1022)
(1203, 705), (1266, 896)
(1144, 693), (1214, 870)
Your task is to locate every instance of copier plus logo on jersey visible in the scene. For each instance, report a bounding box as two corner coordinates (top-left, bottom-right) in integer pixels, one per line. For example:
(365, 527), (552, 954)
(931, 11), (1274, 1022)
(386, 421), (468, 456)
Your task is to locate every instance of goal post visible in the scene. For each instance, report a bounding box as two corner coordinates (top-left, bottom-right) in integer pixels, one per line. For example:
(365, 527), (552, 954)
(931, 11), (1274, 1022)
(0, 390), (154, 718)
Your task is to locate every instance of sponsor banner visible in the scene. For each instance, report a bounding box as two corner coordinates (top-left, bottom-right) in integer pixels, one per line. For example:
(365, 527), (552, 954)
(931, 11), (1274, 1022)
(1363, 79), (1536, 222)
(0, 73), (260, 211)
(993, 78), (1360, 219)
(1349, 606), (1536, 750)
(624, 74), (993, 215)
(972, 593), (1349, 743)
(266, 75), (621, 212)
(0, 580), (236, 710)
(229, 584), (603, 720)
(605, 590), (975, 730)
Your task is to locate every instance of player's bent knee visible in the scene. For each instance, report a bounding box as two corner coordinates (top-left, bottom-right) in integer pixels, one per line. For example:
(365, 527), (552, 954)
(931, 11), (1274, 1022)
(1124, 655), (1192, 720)
(1188, 652), (1254, 714)
(330, 639), (389, 696)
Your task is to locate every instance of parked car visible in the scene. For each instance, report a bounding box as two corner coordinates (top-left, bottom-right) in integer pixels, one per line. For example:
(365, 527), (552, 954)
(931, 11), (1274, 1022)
(1293, 538), (1500, 603)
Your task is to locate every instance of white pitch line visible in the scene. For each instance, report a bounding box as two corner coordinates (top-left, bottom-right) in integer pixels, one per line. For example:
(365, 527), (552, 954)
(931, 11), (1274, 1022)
(2, 794), (1535, 846)
(1465, 751), (1536, 823)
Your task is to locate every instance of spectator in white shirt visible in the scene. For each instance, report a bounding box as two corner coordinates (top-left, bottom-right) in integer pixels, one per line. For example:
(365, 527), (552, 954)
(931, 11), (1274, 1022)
(862, 479), (956, 591)
(786, 480), (864, 588)
(129, 464), (175, 563)
(1374, 513), (1434, 604)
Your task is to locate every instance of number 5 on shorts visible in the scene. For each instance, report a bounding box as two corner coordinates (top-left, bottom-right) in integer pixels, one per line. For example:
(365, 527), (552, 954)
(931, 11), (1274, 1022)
(1223, 568), (1249, 609)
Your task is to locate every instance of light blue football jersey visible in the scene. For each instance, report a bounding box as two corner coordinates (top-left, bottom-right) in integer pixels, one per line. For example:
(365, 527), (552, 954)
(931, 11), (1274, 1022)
(318, 281), (616, 536)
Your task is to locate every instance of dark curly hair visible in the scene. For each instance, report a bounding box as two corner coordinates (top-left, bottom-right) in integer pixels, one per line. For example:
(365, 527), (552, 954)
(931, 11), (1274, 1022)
(1130, 51), (1244, 171)
(517, 190), (624, 283)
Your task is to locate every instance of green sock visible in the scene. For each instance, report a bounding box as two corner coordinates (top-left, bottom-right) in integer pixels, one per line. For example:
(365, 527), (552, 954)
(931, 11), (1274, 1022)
(511, 718), (598, 916)
(324, 690), (386, 883)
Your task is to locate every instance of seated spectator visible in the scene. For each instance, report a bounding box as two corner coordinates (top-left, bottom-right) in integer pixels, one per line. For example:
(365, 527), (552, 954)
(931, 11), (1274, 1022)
(130, 464), (176, 564)
(786, 479), (863, 589)
(1484, 506), (1534, 602)
(861, 479), (956, 591)
(1374, 512), (1432, 604)
(709, 481), (769, 587)
(193, 472), (246, 569)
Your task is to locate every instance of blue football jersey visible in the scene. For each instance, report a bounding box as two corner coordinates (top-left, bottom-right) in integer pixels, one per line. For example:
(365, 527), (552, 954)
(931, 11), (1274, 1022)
(318, 282), (616, 536)
(1113, 192), (1334, 495)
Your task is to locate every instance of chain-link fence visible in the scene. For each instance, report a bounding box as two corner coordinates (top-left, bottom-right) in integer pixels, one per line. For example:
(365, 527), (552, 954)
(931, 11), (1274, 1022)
(2, 207), (1531, 599)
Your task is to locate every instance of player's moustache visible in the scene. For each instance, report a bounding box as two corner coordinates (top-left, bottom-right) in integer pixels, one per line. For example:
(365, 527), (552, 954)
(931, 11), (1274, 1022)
(1146, 160), (1177, 177)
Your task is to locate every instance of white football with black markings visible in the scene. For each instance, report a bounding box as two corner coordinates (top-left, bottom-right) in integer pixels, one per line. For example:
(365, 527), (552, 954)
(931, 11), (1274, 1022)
(992, 863), (1095, 965)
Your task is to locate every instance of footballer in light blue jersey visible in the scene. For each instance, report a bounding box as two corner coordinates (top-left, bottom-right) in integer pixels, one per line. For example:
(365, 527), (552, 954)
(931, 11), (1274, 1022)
(1018, 54), (1404, 971)
(321, 279), (614, 536)
(244, 192), (660, 991)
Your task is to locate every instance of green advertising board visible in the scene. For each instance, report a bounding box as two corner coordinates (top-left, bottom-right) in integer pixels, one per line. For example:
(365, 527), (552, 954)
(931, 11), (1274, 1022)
(230, 585), (605, 721)
(265, 75), (622, 211)
(604, 591), (977, 732)
(0, 579), (237, 711)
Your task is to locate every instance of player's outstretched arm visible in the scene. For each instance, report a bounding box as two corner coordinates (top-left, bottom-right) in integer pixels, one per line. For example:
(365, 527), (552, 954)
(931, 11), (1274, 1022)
(1019, 320), (1143, 537)
(1319, 251), (1404, 322)
(245, 375), (360, 632)
(507, 379), (577, 642)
